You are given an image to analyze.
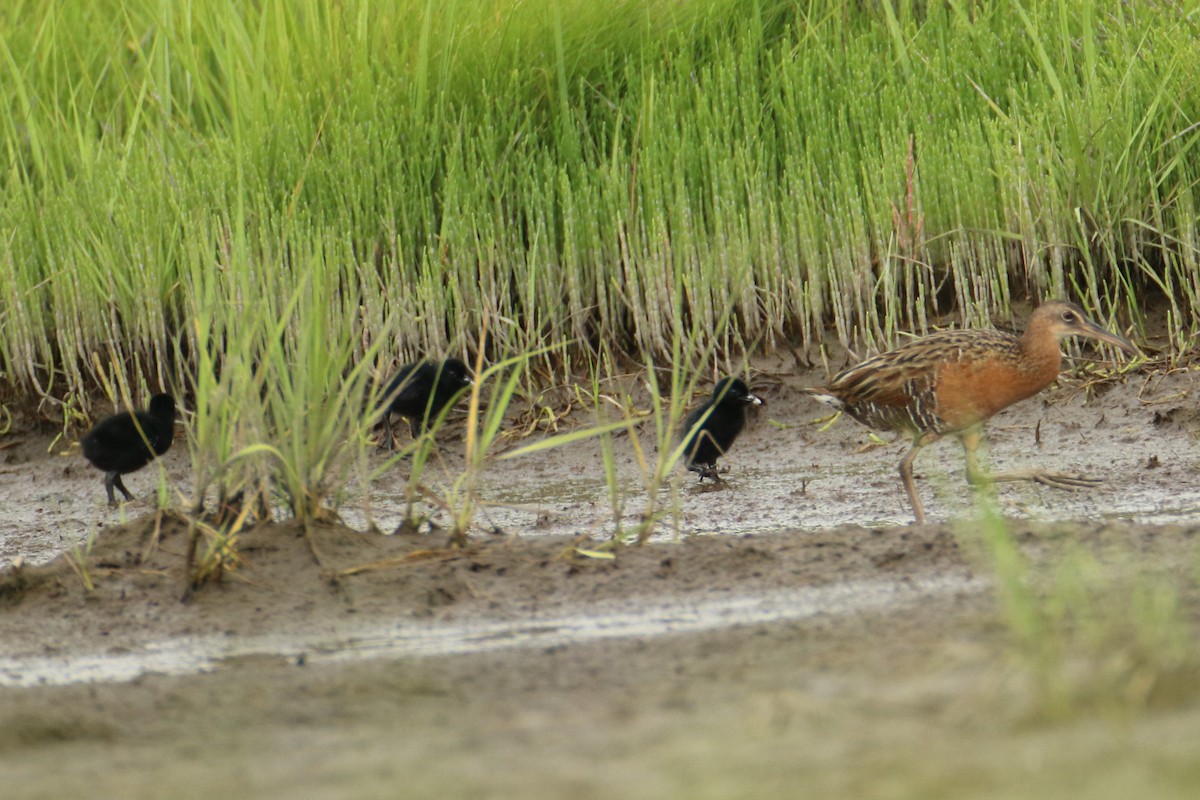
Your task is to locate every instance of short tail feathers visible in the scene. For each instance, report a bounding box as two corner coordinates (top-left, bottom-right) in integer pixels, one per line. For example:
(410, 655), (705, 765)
(801, 386), (845, 411)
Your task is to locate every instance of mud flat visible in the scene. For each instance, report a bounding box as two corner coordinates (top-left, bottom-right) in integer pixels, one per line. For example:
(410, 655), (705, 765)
(2, 369), (1200, 798)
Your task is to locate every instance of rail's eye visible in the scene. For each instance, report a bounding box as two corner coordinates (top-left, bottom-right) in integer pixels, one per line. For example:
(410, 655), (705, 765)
(1061, 309), (1078, 324)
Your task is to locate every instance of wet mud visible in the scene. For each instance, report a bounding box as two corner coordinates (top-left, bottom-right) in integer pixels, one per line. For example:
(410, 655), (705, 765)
(2, 365), (1200, 798)
(4, 366), (1198, 563)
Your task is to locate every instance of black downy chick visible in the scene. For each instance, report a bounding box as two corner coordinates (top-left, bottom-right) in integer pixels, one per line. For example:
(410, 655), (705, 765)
(681, 377), (763, 482)
(81, 393), (176, 506)
(377, 358), (473, 449)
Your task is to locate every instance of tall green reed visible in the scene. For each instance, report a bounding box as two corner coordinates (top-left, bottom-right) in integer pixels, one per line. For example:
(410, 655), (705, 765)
(177, 222), (390, 577)
(2, 0), (1197, 416)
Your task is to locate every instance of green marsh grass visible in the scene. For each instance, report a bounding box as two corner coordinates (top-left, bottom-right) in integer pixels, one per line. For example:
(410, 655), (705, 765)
(2, 1), (1198, 622)
(360, 339), (520, 543)
(65, 531), (96, 592)
(254, 266), (381, 527)
(489, 351), (636, 534)
(579, 302), (757, 545)
(444, 344), (522, 545)
(371, 416), (442, 538)
(963, 495), (1200, 720)
(589, 360), (633, 541)
(356, 332), (634, 545)
(625, 360), (708, 545)
(174, 225), (398, 576)
(2, 3), (1198, 719)
(3, 1), (1198, 411)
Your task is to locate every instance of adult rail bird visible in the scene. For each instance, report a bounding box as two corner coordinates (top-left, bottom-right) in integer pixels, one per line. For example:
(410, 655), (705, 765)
(377, 358), (473, 449)
(81, 393), (176, 506)
(803, 301), (1136, 522)
(681, 377), (764, 482)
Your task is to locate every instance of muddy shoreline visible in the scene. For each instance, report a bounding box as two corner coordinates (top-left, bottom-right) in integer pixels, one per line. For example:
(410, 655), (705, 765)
(2, 516), (1200, 798)
(2, 367), (1200, 797)
(4, 364), (1199, 564)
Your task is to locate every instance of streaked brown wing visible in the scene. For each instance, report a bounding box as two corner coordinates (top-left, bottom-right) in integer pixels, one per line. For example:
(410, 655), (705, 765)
(824, 329), (1020, 434)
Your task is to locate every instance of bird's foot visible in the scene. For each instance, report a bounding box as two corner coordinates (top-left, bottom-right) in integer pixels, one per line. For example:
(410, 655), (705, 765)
(105, 473), (135, 507)
(988, 468), (1102, 491)
(1030, 471), (1102, 490)
(690, 464), (729, 484)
